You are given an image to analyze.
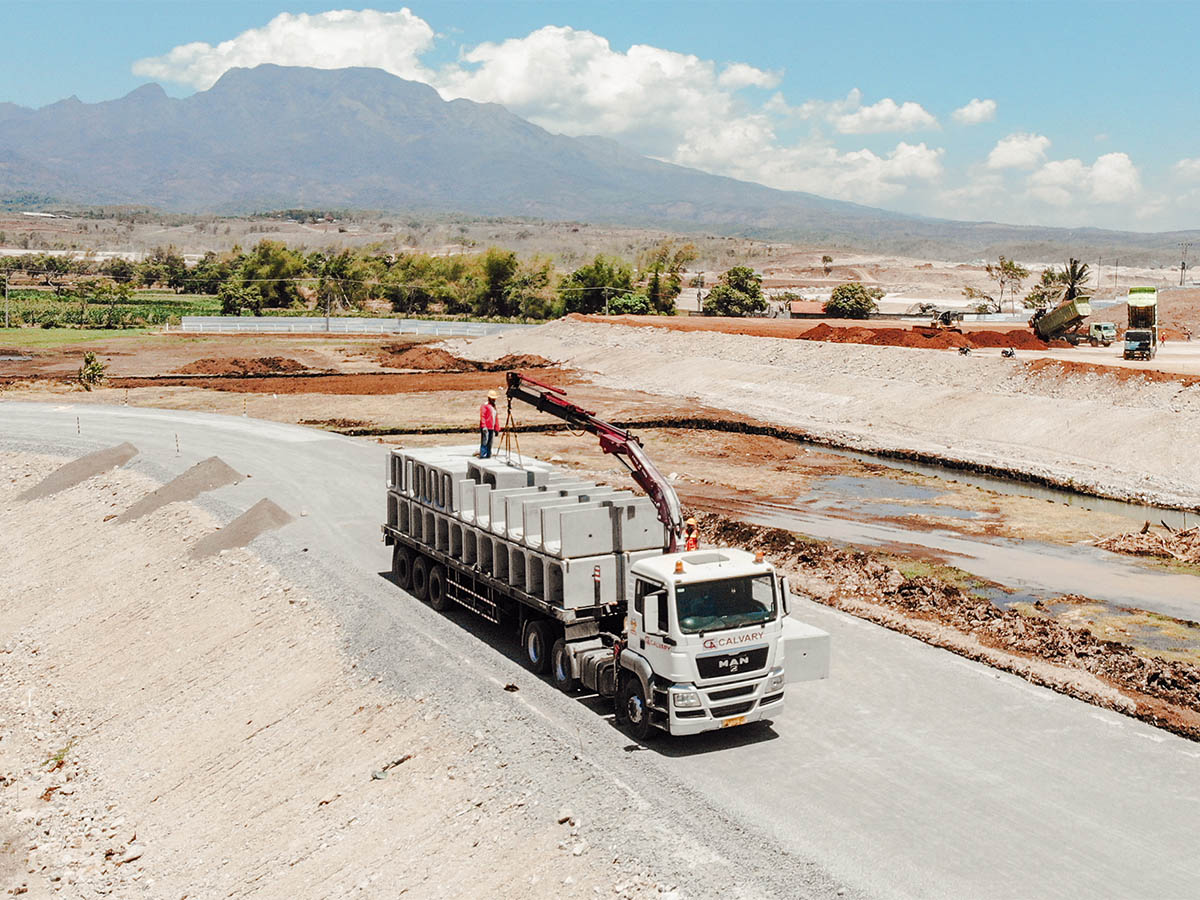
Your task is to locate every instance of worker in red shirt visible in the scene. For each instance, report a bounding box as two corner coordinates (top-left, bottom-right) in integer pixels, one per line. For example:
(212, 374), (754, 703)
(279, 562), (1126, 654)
(478, 389), (501, 458)
(684, 517), (700, 551)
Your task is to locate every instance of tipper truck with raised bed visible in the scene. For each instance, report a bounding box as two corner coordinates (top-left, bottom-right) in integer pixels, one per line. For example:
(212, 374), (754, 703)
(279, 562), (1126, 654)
(1124, 287), (1158, 360)
(1029, 296), (1092, 344)
(382, 372), (830, 739)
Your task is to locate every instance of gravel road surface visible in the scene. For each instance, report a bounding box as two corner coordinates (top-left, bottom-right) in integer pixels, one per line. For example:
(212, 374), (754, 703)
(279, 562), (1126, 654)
(4, 400), (1199, 899)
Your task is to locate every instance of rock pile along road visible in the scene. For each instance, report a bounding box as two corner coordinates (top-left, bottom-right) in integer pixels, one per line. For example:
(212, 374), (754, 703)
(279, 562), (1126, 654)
(4, 400), (1200, 899)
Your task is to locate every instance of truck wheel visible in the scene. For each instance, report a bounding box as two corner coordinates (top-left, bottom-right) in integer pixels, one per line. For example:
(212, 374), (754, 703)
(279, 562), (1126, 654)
(522, 619), (553, 674)
(1089, 338), (1099, 347)
(427, 564), (450, 612)
(411, 555), (430, 603)
(391, 545), (413, 591)
(618, 676), (653, 741)
(550, 639), (579, 693)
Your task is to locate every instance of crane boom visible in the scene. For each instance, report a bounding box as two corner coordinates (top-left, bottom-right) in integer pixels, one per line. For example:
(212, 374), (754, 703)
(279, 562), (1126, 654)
(505, 371), (683, 553)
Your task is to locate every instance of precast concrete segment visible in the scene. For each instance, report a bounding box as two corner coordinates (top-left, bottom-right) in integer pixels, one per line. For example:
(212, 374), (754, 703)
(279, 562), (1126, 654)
(190, 498), (294, 558)
(6, 401), (1200, 899)
(16, 441), (138, 501)
(117, 456), (242, 522)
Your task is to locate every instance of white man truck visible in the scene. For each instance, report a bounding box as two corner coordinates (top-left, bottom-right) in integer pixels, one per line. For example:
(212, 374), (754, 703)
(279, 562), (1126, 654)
(382, 373), (831, 739)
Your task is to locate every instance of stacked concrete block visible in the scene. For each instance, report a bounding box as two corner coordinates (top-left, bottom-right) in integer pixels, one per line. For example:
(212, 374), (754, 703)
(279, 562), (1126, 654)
(388, 446), (668, 610)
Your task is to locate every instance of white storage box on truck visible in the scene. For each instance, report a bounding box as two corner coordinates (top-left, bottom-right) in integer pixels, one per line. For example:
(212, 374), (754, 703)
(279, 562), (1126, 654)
(381, 374), (830, 739)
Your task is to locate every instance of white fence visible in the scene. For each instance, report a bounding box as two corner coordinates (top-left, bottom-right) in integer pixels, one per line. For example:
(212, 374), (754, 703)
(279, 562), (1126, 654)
(179, 316), (532, 336)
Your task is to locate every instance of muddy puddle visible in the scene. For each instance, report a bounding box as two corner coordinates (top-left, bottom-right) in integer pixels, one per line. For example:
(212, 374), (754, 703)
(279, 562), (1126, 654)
(820, 444), (1199, 529)
(717, 490), (1200, 623)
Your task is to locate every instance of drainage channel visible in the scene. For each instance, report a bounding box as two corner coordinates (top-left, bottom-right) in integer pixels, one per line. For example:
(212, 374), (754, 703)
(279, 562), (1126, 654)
(349, 416), (1198, 529)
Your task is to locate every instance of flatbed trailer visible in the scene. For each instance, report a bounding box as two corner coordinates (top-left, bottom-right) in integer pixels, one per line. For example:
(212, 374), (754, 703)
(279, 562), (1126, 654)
(383, 439), (829, 739)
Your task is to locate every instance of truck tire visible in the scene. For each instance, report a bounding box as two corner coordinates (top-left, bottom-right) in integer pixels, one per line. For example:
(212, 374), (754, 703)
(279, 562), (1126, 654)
(1089, 337), (1099, 347)
(522, 619), (554, 674)
(550, 639), (579, 693)
(618, 676), (653, 741)
(391, 545), (413, 591)
(427, 564), (449, 612)
(411, 555), (430, 603)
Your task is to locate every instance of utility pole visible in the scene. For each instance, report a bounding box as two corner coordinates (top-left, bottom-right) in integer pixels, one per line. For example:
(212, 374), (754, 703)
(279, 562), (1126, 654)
(3, 272), (8, 329)
(1180, 242), (1192, 286)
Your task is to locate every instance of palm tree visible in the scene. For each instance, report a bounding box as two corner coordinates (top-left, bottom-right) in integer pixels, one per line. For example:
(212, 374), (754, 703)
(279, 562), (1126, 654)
(1062, 258), (1090, 300)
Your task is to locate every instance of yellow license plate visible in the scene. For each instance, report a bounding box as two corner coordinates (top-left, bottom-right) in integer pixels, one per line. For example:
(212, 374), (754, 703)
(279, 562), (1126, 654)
(721, 715), (746, 728)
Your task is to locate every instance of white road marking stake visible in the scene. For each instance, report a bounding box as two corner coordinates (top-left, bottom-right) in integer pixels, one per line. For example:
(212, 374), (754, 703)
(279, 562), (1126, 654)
(243, 396), (248, 417)
(76, 416), (80, 435)
(175, 432), (180, 456)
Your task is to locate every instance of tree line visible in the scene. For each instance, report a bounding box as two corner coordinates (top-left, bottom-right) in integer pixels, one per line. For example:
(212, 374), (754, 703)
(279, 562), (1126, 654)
(0, 238), (718, 321)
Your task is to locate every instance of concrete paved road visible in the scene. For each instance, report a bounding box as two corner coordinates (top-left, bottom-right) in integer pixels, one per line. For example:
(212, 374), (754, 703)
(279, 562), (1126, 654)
(5, 400), (1199, 899)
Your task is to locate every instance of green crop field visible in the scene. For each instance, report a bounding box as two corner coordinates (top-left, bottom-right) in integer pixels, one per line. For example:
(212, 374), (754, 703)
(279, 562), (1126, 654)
(2, 288), (220, 328)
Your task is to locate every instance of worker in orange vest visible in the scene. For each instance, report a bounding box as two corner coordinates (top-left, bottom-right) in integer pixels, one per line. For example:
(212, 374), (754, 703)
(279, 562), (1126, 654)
(478, 389), (501, 458)
(684, 517), (700, 551)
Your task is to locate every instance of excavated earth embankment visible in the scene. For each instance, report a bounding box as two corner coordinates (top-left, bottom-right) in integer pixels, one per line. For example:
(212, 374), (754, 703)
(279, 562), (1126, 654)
(451, 319), (1200, 510)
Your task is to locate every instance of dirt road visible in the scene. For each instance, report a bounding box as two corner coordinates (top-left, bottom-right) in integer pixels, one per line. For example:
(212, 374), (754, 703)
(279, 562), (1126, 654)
(5, 402), (1200, 898)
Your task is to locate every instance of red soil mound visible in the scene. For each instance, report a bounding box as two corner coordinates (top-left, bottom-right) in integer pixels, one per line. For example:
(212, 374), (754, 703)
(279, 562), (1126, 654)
(175, 357), (307, 375)
(485, 353), (555, 370)
(382, 345), (479, 371)
(799, 323), (1045, 351)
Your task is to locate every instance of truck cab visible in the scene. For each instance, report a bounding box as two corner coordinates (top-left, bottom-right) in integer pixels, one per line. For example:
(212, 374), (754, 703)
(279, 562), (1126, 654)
(613, 548), (829, 736)
(1088, 322), (1117, 346)
(1124, 328), (1157, 360)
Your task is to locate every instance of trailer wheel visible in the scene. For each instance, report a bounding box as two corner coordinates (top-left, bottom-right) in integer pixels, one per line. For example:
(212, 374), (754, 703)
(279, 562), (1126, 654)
(411, 555), (430, 603)
(618, 676), (653, 741)
(427, 564), (449, 612)
(391, 545), (413, 591)
(550, 639), (579, 693)
(522, 619), (553, 674)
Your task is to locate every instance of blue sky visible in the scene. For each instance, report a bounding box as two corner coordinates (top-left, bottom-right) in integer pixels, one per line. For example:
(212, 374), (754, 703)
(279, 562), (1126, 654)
(3, 1), (1198, 230)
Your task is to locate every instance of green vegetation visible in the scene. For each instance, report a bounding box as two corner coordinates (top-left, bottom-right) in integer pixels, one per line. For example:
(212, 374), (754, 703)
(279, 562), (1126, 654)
(879, 554), (995, 596)
(0, 327), (149, 346)
(702, 265), (765, 317)
(43, 739), (75, 771)
(1, 237), (746, 328)
(77, 351), (106, 390)
(824, 282), (883, 319)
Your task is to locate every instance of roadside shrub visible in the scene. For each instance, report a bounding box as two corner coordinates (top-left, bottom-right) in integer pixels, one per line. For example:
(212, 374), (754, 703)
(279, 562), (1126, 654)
(608, 292), (651, 315)
(77, 352), (106, 390)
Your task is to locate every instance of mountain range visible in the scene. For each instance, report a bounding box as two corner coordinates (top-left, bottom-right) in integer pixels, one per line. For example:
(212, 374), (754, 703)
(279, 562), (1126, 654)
(0, 64), (1195, 260)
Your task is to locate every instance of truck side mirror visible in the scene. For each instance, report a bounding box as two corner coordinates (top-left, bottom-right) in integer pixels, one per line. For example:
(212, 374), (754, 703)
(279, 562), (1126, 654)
(778, 575), (791, 617)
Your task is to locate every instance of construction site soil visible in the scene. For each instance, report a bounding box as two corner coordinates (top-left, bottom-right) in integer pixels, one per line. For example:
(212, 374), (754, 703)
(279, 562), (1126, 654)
(700, 513), (1200, 741)
(174, 356), (308, 375)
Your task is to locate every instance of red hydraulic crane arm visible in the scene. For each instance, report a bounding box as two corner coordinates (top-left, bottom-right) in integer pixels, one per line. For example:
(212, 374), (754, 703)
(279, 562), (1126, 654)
(505, 371), (683, 553)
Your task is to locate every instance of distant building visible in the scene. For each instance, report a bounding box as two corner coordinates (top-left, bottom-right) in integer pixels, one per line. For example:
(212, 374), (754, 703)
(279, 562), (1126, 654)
(788, 300), (826, 318)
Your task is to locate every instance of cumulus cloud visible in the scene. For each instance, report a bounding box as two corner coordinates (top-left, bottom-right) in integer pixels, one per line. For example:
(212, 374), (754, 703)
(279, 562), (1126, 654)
(1028, 152), (1141, 206)
(717, 62), (780, 90)
(833, 97), (938, 134)
(986, 132), (1051, 169)
(951, 98), (996, 125)
(1174, 158), (1200, 181)
(131, 9), (435, 89)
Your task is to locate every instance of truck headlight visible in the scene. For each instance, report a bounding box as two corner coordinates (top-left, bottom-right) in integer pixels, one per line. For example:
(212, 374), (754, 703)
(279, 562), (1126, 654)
(766, 667), (784, 692)
(672, 691), (700, 709)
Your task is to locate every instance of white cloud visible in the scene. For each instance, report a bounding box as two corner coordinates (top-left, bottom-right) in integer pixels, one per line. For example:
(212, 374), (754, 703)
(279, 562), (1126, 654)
(434, 26), (754, 157)
(986, 132), (1051, 169)
(673, 122), (944, 204)
(1028, 152), (1141, 206)
(834, 97), (937, 134)
(717, 62), (780, 90)
(951, 98), (996, 125)
(131, 9), (435, 89)
(1174, 158), (1200, 181)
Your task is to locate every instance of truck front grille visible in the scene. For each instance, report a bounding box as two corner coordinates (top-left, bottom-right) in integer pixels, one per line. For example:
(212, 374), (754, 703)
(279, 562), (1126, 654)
(710, 700), (756, 719)
(707, 684), (756, 702)
(696, 646), (768, 680)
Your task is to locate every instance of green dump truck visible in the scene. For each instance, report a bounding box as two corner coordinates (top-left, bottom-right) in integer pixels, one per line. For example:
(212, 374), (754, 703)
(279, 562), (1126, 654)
(1030, 296), (1092, 343)
(1124, 287), (1158, 360)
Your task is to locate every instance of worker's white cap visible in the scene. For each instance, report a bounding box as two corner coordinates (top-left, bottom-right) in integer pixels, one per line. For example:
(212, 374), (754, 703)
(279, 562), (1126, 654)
(487, 389), (498, 400)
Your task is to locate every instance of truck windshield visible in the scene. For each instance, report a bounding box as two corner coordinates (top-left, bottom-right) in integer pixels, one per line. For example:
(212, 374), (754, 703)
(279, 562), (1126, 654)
(675, 575), (775, 634)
